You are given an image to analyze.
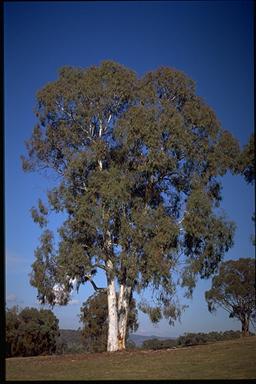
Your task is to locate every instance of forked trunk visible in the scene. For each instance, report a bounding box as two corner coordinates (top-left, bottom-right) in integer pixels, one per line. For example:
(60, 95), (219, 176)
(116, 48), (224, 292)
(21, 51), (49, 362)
(106, 260), (119, 352)
(118, 284), (131, 350)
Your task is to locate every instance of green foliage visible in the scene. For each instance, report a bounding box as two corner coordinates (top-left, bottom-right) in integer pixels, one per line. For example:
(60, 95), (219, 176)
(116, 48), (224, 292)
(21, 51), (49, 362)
(55, 329), (88, 354)
(6, 306), (59, 357)
(237, 134), (254, 245)
(5, 306), (21, 357)
(205, 258), (256, 336)
(142, 338), (177, 350)
(142, 330), (253, 351)
(126, 339), (137, 350)
(80, 290), (138, 352)
(62, 342), (87, 354)
(139, 304), (163, 324)
(22, 60), (240, 326)
(176, 330), (248, 347)
(238, 133), (255, 184)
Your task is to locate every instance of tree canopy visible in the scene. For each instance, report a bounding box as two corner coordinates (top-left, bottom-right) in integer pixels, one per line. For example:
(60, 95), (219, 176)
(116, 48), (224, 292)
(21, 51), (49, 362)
(205, 258), (256, 336)
(22, 60), (240, 350)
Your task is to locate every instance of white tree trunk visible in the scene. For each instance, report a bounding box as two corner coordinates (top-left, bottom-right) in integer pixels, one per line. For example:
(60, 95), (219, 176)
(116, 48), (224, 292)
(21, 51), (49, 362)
(98, 120), (119, 352)
(106, 260), (119, 352)
(118, 284), (131, 350)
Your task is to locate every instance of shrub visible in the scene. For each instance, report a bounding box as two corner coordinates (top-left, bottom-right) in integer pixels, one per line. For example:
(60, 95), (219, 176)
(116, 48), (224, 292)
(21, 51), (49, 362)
(6, 306), (59, 357)
(142, 338), (177, 350)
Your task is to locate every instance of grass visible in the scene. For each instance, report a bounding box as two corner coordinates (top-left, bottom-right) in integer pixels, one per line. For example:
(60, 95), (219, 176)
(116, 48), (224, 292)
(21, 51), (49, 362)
(5, 336), (256, 380)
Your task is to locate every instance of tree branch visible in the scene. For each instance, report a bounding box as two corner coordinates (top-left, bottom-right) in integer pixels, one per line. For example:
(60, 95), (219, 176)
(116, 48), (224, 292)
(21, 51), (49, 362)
(83, 272), (106, 292)
(89, 279), (106, 292)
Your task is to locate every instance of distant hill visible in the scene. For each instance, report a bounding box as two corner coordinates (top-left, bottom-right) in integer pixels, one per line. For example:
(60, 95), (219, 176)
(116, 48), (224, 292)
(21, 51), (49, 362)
(59, 329), (83, 345)
(59, 329), (175, 347)
(129, 334), (176, 346)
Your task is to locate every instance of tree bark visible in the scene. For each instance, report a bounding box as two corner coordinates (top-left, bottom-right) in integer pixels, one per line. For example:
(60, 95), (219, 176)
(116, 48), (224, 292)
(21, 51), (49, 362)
(118, 284), (131, 350)
(241, 316), (250, 337)
(106, 260), (119, 352)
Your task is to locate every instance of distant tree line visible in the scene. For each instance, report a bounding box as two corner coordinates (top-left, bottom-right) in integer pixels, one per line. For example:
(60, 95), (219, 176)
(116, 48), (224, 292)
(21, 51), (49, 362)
(176, 330), (254, 346)
(142, 338), (177, 350)
(6, 306), (59, 357)
(142, 330), (255, 350)
(56, 328), (255, 354)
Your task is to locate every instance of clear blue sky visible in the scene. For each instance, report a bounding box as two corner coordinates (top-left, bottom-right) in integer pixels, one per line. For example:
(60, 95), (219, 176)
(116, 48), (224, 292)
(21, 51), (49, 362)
(4, 1), (254, 337)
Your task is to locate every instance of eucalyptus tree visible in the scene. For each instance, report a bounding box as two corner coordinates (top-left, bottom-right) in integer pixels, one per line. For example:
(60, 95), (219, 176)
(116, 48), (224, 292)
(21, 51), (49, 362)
(205, 258), (256, 336)
(22, 61), (239, 351)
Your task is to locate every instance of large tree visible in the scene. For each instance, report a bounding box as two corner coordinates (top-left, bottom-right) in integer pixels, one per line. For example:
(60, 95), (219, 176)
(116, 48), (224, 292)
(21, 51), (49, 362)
(22, 61), (239, 351)
(205, 258), (256, 336)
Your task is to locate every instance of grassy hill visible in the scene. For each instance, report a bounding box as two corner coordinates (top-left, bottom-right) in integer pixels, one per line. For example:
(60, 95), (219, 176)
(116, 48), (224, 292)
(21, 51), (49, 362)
(6, 335), (256, 380)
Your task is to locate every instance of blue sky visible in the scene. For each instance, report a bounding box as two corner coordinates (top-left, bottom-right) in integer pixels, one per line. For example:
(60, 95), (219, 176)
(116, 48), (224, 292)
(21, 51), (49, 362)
(4, 1), (254, 337)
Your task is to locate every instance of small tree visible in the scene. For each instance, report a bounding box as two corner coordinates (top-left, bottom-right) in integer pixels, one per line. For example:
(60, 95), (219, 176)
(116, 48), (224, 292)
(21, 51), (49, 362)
(80, 290), (138, 352)
(205, 258), (256, 336)
(6, 306), (60, 357)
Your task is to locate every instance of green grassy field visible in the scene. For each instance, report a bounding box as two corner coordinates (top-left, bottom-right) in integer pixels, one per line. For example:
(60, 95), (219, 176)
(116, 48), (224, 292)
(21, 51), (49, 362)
(5, 336), (256, 380)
